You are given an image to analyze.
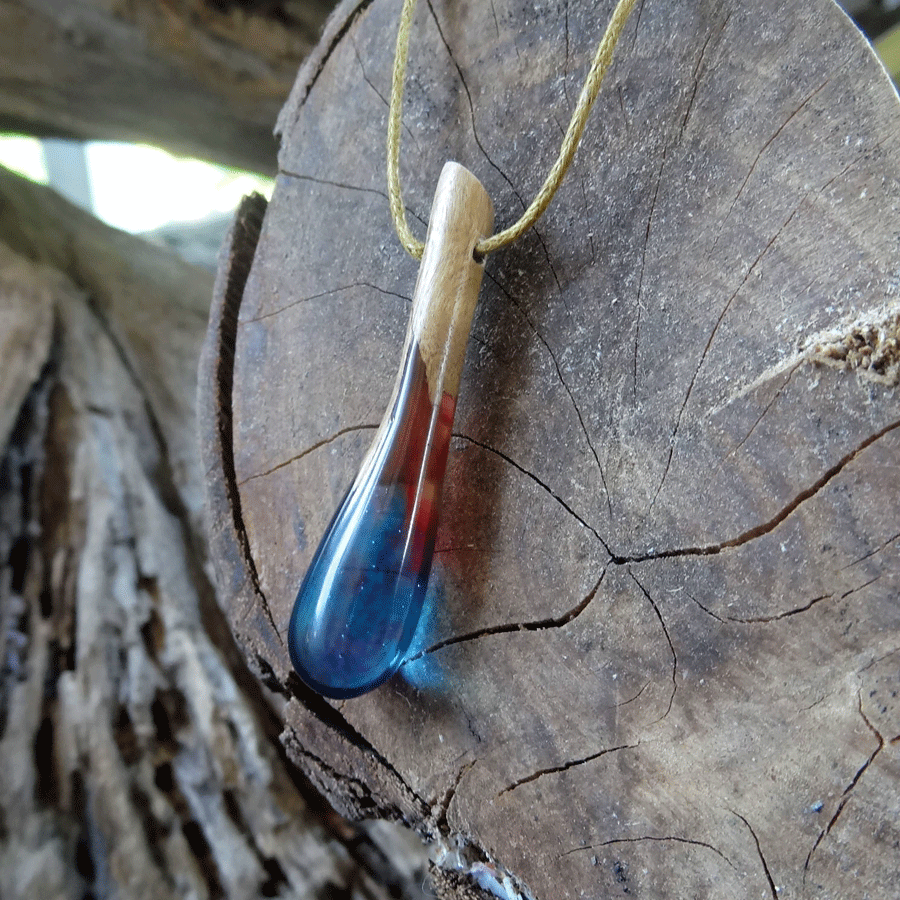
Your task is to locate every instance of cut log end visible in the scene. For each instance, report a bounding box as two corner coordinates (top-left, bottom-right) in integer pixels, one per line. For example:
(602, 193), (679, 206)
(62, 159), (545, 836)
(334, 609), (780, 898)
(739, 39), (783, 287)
(202, 1), (900, 899)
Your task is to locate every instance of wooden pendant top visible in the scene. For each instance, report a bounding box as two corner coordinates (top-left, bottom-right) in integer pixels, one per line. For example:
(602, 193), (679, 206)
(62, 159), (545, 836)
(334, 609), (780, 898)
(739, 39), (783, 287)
(411, 161), (493, 404)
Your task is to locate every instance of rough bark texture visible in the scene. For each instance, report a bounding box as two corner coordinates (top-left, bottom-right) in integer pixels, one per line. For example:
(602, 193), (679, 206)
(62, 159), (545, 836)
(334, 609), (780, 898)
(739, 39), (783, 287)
(0, 0), (336, 173)
(0, 165), (432, 899)
(203, 0), (900, 898)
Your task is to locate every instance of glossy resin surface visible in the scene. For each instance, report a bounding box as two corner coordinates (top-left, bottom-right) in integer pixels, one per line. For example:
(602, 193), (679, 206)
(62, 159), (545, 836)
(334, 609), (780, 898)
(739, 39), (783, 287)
(288, 347), (454, 697)
(287, 162), (493, 698)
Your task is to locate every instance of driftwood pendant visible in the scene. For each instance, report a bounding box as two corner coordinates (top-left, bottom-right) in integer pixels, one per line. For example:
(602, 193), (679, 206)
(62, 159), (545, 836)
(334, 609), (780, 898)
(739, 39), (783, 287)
(288, 162), (494, 698)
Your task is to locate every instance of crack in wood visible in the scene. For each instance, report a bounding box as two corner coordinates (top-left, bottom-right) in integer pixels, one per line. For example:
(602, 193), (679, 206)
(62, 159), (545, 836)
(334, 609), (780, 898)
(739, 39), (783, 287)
(677, 569), (881, 628)
(285, 675), (430, 818)
(284, 0), (377, 134)
(629, 0), (646, 55)
(614, 679), (651, 708)
(648, 197), (806, 515)
(237, 424), (379, 487)
(351, 35), (419, 150)
(280, 168), (391, 200)
(562, 0), (571, 110)
(817, 134), (889, 197)
(803, 692), (885, 878)
(628, 571), (677, 721)
(408, 569), (605, 661)
(206, 196), (288, 653)
(840, 531), (900, 571)
(489, 0), (500, 41)
(677, 16), (724, 141)
(279, 168), (431, 240)
(497, 743), (637, 798)
(451, 432), (612, 553)
(284, 729), (392, 817)
(714, 361), (802, 473)
(857, 646), (900, 674)
(240, 281), (412, 326)
(486, 270), (613, 519)
(731, 810), (778, 899)
(632, 416), (900, 564)
(632, 147), (665, 403)
(423, 0), (522, 210)
(633, 7), (728, 402)
(424, 0), (564, 296)
(728, 79), (830, 217)
(434, 758), (478, 830)
(240, 410), (898, 621)
(560, 834), (735, 868)
(578, 173), (597, 266)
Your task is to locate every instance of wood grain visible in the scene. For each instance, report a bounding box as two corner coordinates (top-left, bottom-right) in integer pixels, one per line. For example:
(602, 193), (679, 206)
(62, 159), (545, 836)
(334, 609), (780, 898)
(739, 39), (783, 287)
(205, 0), (900, 897)
(411, 161), (493, 404)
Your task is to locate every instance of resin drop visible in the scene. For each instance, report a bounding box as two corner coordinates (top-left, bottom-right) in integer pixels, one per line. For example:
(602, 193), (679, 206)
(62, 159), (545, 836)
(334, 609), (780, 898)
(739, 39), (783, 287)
(288, 348), (454, 697)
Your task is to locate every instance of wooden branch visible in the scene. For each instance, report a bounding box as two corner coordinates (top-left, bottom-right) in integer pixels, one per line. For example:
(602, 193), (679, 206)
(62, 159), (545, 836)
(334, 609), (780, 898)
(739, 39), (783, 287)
(202, 0), (900, 898)
(0, 0), (337, 173)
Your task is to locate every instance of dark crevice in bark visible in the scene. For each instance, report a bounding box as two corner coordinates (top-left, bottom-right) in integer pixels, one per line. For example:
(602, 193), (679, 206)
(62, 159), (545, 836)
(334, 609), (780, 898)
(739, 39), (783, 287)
(285, 673), (429, 818)
(0, 348), (57, 740)
(221, 788), (290, 898)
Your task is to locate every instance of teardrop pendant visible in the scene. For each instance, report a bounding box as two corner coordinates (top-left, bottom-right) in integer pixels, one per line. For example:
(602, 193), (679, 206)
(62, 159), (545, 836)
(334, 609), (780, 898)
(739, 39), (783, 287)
(288, 162), (494, 698)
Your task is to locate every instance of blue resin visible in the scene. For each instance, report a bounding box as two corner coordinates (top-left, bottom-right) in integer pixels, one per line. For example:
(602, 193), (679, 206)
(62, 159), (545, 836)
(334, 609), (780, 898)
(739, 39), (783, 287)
(288, 350), (451, 698)
(288, 484), (427, 697)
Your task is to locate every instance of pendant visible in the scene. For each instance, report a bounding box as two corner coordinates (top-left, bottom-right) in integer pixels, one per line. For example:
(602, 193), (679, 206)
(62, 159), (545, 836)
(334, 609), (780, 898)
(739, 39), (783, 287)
(288, 162), (494, 698)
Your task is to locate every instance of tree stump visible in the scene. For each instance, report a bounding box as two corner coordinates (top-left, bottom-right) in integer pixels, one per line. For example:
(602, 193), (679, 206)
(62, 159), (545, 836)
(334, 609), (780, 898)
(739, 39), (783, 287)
(201, 0), (900, 897)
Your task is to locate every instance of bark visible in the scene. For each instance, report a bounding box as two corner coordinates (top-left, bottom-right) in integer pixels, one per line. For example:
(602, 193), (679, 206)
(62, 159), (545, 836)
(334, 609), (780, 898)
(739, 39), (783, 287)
(0, 0), (336, 173)
(202, 0), (900, 898)
(0, 164), (430, 899)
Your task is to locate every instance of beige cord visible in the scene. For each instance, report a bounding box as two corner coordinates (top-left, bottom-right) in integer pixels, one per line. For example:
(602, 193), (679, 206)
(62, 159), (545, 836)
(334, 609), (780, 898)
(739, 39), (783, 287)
(387, 0), (639, 260)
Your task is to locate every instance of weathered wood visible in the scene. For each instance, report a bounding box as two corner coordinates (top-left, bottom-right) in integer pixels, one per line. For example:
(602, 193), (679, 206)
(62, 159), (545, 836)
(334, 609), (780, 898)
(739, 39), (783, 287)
(0, 0), (336, 173)
(0, 166), (430, 899)
(204, 0), (900, 898)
